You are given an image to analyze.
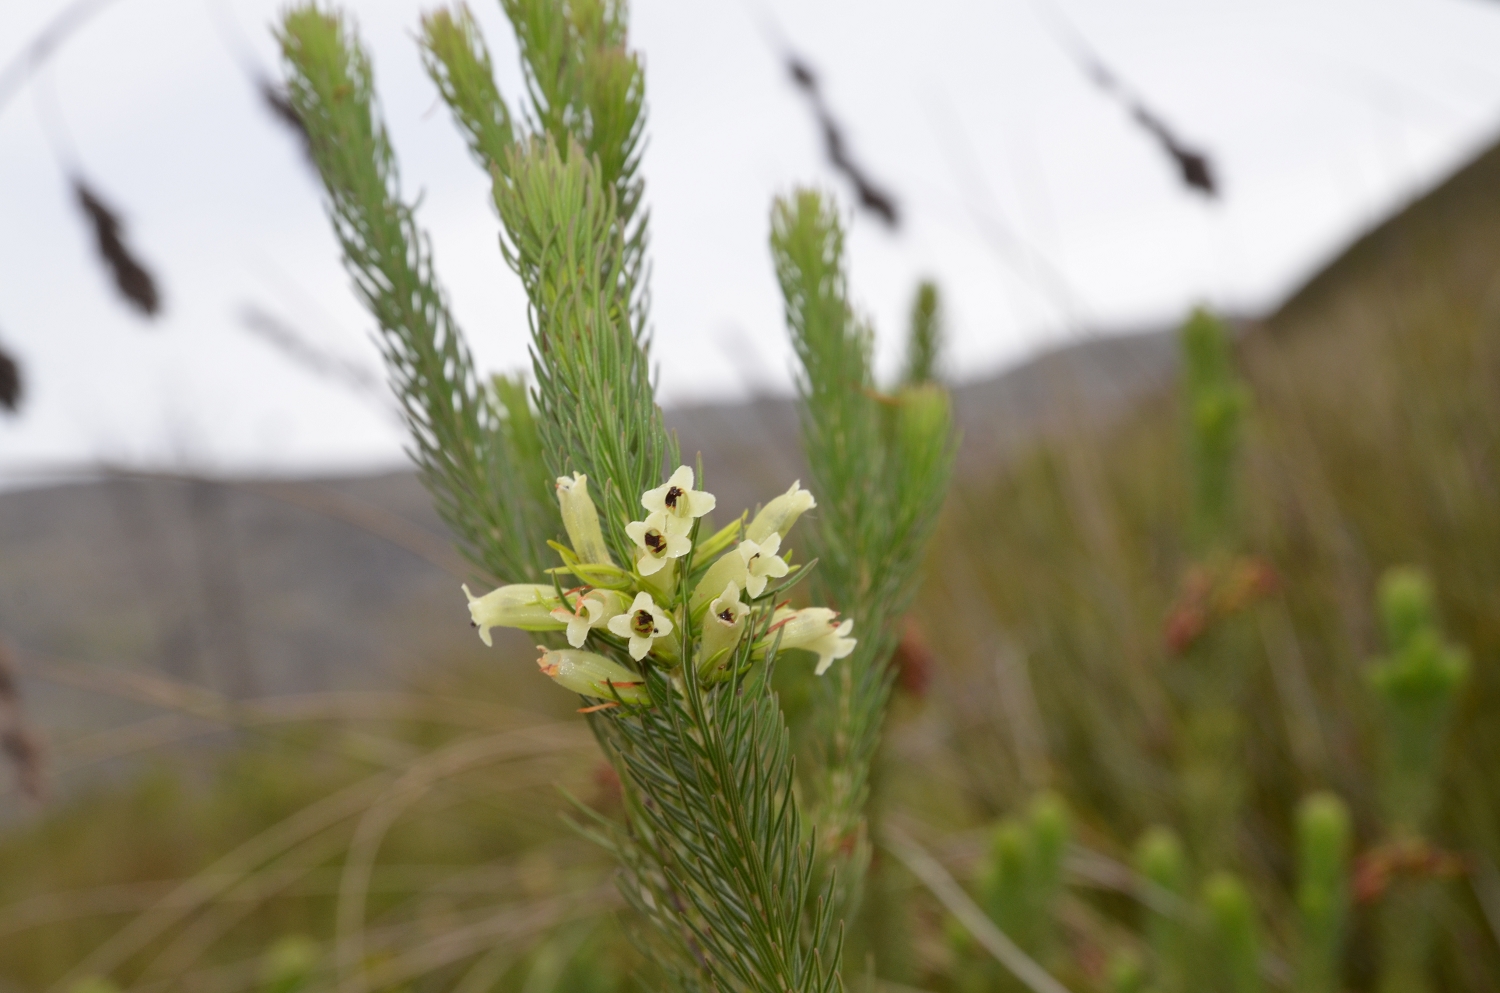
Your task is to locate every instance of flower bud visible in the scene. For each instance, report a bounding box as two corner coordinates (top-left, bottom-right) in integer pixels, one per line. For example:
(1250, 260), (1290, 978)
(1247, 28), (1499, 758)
(746, 481), (816, 544)
(690, 549), (748, 614)
(699, 581), (750, 674)
(556, 473), (614, 566)
(536, 648), (648, 704)
(463, 583), (566, 646)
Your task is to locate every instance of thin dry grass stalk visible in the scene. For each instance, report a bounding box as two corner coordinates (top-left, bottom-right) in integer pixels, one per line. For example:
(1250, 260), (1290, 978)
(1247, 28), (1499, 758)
(0, 860), (549, 944)
(45, 717), (591, 993)
(125, 886), (615, 993)
(882, 822), (1073, 993)
(333, 729), (600, 992)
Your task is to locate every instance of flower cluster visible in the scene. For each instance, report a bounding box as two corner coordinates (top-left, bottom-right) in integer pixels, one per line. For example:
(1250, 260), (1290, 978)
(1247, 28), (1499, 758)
(463, 467), (856, 704)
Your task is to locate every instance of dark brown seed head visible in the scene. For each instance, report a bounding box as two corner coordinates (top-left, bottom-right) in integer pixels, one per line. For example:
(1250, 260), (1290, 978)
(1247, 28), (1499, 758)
(0, 343), (21, 413)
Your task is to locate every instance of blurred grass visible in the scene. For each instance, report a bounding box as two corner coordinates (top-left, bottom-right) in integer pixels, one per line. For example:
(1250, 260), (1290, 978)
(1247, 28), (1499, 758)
(3, 133), (1499, 993)
(0, 652), (642, 992)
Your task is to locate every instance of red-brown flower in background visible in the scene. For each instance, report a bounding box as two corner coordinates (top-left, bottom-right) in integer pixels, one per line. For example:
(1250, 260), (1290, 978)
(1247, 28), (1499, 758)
(892, 616), (935, 698)
(1352, 838), (1469, 904)
(1163, 556), (1279, 656)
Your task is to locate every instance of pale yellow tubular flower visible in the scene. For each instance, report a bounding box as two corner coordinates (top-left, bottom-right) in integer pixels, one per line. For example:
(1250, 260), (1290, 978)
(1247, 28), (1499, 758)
(638, 557), (679, 608)
(699, 581), (750, 671)
(607, 591), (676, 661)
(767, 606), (857, 675)
(625, 511), (692, 577)
(555, 473), (614, 566)
(746, 481), (816, 544)
(690, 548), (749, 613)
(536, 648), (648, 704)
(463, 583), (567, 647)
(549, 588), (627, 648)
(642, 465), (716, 537)
(737, 532), (790, 598)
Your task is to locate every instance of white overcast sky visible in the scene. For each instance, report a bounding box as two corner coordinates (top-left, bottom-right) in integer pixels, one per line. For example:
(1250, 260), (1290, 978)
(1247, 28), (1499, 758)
(3, 0), (1500, 481)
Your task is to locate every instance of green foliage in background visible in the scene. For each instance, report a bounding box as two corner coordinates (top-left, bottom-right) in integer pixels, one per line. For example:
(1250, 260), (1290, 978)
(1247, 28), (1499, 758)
(1368, 568), (1469, 838)
(1296, 792), (1351, 993)
(903, 280), (944, 387)
(918, 140), (1500, 989)
(771, 195), (956, 905)
(1178, 308), (1248, 552)
(948, 793), (1070, 992)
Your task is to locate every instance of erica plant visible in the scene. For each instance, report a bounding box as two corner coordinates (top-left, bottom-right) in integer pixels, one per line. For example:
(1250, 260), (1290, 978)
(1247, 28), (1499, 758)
(277, 3), (954, 990)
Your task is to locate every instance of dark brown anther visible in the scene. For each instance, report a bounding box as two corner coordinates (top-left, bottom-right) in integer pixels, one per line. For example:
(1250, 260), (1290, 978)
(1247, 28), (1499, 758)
(664, 486), (684, 509)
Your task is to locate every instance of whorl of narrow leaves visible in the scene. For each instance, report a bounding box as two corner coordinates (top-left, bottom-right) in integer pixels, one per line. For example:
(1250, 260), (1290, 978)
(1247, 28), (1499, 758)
(1179, 308), (1247, 551)
(420, 3), (663, 562)
(277, 7), (555, 583)
(1296, 792), (1351, 993)
(1136, 826), (1190, 993)
(74, 180), (161, 317)
(419, 8), (516, 173)
(770, 191), (955, 886)
(1203, 873), (1264, 993)
(903, 280), (943, 386)
(499, 0), (648, 287)
(586, 636), (843, 993)
(976, 793), (1070, 966)
(1368, 567), (1468, 836)
(494, 137), (674, 562)
(772, 190), (879, 613)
